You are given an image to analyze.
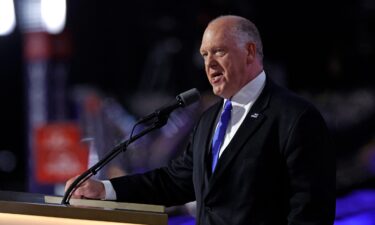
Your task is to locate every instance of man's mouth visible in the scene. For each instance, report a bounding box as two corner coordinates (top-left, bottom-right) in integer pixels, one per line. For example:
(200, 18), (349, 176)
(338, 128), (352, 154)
(211, 72), (223, 84)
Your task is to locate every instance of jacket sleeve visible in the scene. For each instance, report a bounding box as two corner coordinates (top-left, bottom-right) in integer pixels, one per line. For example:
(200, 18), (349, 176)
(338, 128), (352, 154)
(283, 106), (336, 225)
(110, 136), (196, 206)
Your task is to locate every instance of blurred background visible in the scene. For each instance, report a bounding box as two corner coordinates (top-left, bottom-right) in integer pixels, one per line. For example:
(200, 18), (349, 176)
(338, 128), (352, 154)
(0, 0), (374, 224)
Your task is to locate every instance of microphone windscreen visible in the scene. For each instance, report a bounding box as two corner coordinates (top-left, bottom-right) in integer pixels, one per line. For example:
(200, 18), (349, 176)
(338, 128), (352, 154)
(178, 88), (200, 107)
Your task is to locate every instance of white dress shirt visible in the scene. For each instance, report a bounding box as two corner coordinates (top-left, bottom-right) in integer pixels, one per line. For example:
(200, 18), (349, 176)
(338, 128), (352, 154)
(102, 71), (266, 200)
(217, 71), (266, 158)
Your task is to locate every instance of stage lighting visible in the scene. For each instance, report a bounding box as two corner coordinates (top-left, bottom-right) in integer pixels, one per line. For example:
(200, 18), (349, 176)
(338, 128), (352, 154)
(41, 0), (66, 34)
(0, 0), (16, 36)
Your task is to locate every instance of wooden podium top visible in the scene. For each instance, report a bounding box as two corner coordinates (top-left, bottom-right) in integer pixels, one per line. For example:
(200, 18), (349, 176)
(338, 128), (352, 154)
(44, 195), (165, 213)
(0, 191), (167, 225)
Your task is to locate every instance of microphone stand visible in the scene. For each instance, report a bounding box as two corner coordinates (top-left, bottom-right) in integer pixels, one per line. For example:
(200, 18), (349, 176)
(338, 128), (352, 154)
(61, 115), (169, 205)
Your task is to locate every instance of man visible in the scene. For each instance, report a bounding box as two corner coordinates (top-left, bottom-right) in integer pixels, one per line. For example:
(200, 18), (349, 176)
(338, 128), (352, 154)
(66, 15), (336, 225)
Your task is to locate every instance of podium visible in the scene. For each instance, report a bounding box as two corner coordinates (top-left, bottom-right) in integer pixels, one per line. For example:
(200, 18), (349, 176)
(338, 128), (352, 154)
(0, 191), (167, 225)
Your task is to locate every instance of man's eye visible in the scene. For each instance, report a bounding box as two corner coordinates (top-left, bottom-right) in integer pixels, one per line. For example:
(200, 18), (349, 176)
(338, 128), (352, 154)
(215, 49), (225, 56)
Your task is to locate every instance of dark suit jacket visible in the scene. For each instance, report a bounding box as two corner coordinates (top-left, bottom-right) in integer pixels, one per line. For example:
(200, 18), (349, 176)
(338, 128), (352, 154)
(111, 78), (336, 225)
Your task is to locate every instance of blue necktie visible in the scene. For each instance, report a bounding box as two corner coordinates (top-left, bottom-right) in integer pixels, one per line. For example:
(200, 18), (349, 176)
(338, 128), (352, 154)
(211, 100), (232, 172)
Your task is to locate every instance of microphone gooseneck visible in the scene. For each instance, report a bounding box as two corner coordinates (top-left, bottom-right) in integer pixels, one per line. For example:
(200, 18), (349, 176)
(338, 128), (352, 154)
(62, 88), (200, 205)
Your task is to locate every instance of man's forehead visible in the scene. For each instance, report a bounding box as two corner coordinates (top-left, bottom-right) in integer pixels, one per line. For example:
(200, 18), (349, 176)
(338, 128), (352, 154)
(201, 26), (233, 44)
(200, 32), (223, 51)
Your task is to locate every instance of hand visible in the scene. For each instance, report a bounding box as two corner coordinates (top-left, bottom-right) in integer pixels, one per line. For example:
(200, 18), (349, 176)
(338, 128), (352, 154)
(64, 176), (106, 200)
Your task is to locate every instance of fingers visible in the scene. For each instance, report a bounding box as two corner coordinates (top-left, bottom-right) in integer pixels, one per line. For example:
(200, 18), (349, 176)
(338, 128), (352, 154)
(66, 178), (105, 200)
(64, 175), (89, 199)
(64, 175), (79, 192)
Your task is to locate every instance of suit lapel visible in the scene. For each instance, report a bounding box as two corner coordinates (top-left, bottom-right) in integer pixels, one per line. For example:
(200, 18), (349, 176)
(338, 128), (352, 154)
(197, 101), (223, 194)
(205, 78), (273, 196)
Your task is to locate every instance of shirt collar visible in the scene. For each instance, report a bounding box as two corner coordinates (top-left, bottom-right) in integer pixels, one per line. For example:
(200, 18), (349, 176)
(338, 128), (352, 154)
(225, 70), (266, 107)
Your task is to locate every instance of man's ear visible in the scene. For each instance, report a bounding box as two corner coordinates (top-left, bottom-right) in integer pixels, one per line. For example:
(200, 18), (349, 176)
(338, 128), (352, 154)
(246, 42), (257, 64)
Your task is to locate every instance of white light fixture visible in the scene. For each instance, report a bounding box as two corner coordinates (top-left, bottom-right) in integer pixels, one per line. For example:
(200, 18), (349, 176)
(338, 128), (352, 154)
(41, 0), (66, 34)
(0, 0), (16, 36)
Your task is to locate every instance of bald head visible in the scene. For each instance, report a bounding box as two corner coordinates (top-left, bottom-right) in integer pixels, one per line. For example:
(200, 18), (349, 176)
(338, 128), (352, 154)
(207, 15), (264, 62)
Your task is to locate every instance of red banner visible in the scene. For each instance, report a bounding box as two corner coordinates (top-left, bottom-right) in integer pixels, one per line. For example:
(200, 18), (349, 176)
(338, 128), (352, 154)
(34, 123), (88, 183)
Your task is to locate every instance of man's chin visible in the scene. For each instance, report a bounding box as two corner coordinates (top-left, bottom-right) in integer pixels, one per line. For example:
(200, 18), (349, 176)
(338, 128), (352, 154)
(212, 87), (229, 99)
(212, 87), (222, 97)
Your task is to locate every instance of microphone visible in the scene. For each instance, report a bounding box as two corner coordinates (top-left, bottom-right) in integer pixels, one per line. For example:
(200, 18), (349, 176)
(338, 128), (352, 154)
(62, 88), (200, 205)
(139, 88), (200, 123)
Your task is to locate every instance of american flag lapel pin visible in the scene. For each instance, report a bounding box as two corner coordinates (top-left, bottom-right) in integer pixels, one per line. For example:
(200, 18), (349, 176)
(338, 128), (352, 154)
(251, 113), (259, 118)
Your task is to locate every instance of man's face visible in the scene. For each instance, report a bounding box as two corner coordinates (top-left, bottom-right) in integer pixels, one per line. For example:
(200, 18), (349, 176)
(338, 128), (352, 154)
(200, 22), (250, 99)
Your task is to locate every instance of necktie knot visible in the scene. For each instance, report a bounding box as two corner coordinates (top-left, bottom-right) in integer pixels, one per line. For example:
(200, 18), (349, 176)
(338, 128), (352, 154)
(223, 99), (232, 112)
(211, 100), (232, 172)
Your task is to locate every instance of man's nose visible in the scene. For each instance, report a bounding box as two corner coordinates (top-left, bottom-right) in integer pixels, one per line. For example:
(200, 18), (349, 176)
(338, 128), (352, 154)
(205, 55), (218, 68)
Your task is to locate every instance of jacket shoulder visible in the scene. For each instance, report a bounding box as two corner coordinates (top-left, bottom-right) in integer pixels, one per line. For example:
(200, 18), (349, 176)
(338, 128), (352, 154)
(269, 81), (319, 115)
